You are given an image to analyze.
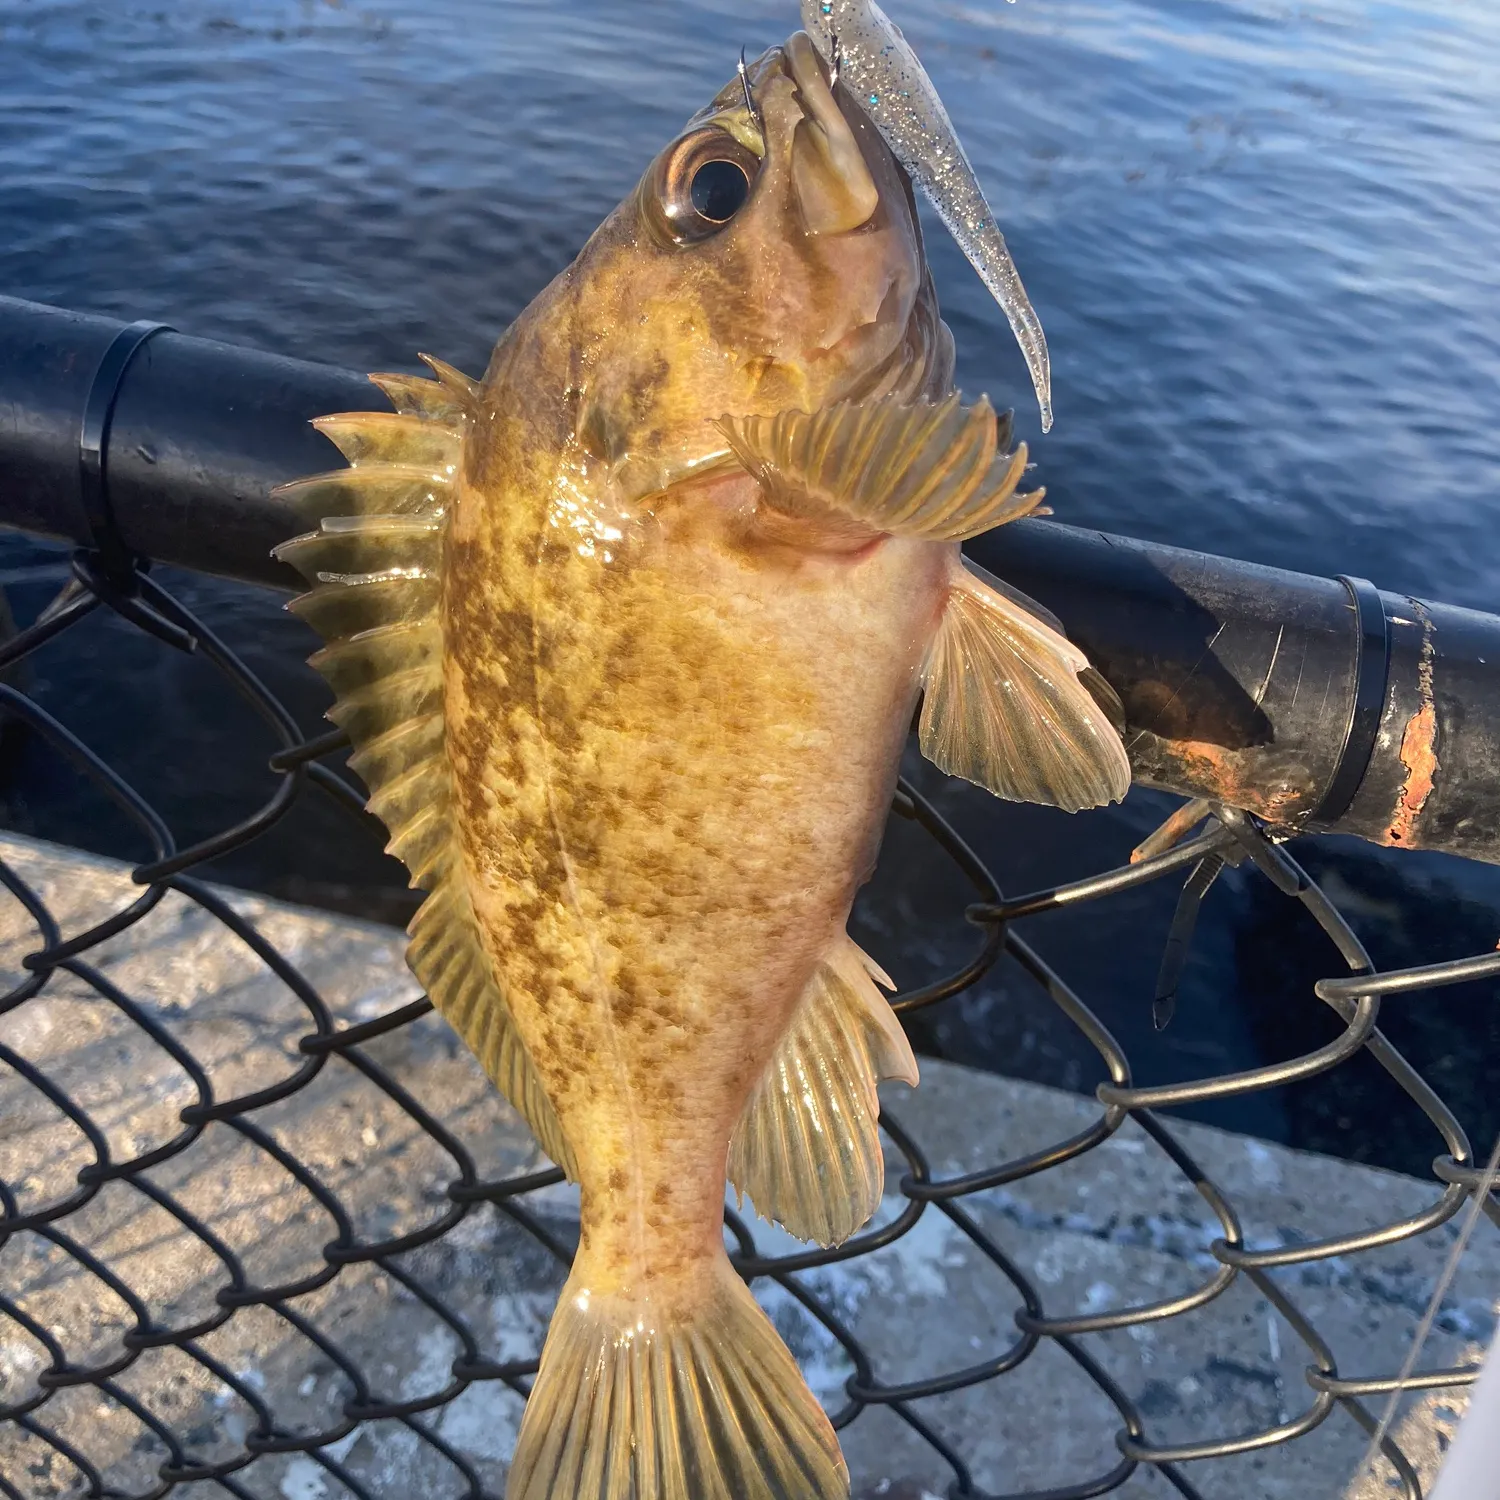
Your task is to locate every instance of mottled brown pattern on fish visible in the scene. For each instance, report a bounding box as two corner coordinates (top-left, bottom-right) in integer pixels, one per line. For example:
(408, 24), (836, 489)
(439, 43), (952, 1306)
(273, 32), (1096, 1495)
(447, 496), (945, 1288)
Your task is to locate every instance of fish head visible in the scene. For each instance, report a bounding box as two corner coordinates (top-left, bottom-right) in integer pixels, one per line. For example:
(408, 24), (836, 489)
(551, 33), (953, 507)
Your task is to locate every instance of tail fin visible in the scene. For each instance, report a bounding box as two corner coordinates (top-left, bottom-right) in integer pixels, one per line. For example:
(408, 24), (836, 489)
(506, 1254), (849, 1500)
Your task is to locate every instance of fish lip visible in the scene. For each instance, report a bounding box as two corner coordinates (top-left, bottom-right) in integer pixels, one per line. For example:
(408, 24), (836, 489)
(782, 32), (916, 230)
(777, 31), (928, 390)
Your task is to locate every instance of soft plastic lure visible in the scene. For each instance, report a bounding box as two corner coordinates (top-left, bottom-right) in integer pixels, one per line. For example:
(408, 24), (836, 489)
(801, 0), (1054, 431)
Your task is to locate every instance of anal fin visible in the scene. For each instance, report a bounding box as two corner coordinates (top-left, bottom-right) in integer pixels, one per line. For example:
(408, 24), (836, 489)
(728, 936), (917, 1248)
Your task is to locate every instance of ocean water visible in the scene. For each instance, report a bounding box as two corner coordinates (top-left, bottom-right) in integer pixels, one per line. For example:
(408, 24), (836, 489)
(0, 0), (1497, 1161)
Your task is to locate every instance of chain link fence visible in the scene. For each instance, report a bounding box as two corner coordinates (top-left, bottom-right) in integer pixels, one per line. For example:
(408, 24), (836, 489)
(1, 539), (1498, 1500)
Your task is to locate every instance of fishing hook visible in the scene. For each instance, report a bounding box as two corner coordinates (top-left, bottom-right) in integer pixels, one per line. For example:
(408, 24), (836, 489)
(828, 28), (842, 90)
(737, 47), (762, 133)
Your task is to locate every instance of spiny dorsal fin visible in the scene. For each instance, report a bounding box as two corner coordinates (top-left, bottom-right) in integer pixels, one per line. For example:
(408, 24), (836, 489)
(273, 371), (578, 1180)
(717, 391), (1045, 542)
(728, 934), (917, 1248)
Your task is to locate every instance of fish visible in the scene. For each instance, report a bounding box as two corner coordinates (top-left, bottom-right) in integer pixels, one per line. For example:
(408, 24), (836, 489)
(273, 26), (1130, 1500)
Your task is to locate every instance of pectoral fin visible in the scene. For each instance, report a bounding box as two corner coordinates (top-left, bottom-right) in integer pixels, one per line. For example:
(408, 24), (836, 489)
(729, 935), (917, 1248)
(964, 559), (1128, 736)
(717, 391), (1044, 543)
(921, 564), (1132, 812)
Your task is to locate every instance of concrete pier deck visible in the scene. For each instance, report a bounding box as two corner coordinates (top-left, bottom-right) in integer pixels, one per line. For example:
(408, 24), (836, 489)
(0, 833), (1493, 1499)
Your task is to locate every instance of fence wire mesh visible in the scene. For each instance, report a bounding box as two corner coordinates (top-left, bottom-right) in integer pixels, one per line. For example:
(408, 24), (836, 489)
(1, 546), (1498, 1500)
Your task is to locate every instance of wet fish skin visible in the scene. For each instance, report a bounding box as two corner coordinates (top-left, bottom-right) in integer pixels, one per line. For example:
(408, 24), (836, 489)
(451, 42), (945, 1495)
(275, 29), (1128, 1499)
(447, 37), (937, 1310)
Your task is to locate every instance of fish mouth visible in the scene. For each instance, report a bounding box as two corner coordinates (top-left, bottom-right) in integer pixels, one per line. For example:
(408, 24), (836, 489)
(782, 31), (882, 237)
(771, 34), (936, 404)
(798, 2), (1053, 430)
(646, 35), (937, 495)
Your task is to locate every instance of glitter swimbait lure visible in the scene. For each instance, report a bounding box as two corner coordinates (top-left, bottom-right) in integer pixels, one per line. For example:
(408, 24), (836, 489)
(802, 0), (1055, 430)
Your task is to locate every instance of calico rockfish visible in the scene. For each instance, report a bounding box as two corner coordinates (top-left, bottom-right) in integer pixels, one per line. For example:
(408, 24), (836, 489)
(274, 19), (1129, 1500)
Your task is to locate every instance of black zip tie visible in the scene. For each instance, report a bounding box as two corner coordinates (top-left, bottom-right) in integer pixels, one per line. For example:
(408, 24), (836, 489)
(1307, 575), (1390, 827)
(78, 319), (174, 587)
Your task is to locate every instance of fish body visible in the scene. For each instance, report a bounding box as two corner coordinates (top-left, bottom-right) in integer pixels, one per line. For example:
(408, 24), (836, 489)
(276, 30), (1128, 1500)
(446, 36), (938, 1282)
(446, 423), (945, 1275)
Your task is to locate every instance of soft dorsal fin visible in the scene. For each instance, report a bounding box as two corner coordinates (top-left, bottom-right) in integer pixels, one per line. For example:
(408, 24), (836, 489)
(717, 391), (1046, 542)
(273, 369), (578, 1180)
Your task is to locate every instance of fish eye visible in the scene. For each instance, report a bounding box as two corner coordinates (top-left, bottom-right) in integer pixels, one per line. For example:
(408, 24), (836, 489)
(690, 159), (750, 223)
(643, 128), (762, 247)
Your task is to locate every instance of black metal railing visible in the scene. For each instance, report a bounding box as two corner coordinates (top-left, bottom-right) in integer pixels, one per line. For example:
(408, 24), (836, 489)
(1, 298), (1498, 1499)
